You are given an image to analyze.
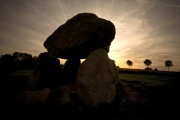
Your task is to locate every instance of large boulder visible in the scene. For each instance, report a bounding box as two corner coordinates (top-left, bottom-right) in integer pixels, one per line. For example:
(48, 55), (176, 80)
(75, 48), (119, 108)
(43, 12), (116, 59)
(26, 52), (62, 91)
(14, 88), (51, 107)
(61, 57), (81, 85)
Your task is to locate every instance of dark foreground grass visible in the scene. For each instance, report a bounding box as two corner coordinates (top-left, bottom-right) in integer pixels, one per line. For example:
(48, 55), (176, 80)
(0, 69), (32, 101)
(1, 69), (180, 119)
(1, 69), (33, 77)
(118, 73), (180, 120)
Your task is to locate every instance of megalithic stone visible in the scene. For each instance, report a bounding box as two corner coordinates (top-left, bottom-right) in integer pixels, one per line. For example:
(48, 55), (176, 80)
(43, 12), (116, 59)
(26, 52), (62, 91)
(61, 57), (81, 85)
(75, 48), (118, 108)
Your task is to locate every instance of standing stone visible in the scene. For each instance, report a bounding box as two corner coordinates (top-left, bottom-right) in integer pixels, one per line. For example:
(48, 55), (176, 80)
(75, 48), (119, 108)
(26, 52), (62, 91)
(61, 57), (81, 85)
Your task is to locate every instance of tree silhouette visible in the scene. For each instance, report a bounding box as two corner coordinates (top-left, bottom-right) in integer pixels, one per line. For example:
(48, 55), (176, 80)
(12, 52), (34, 69)
(0, 52), (38, 70)
(12, 52), (21, 68)
(126, 60), (133, 69)
(165, 60), (173, 71)
(0, 54), (14, 70)
(144, 59), (152, 68)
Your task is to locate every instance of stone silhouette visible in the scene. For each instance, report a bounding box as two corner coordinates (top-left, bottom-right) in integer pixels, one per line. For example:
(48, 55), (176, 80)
(15, 88), (51, 107)
(76, 48), (118, 108)
(43, 12), (116, 59)
(26, 52), (62, 91)
(61, 57), (81, 85)
(14, 12), (117, 116)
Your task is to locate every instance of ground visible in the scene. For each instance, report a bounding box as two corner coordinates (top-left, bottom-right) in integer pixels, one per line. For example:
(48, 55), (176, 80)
(1, 70), (180, 120)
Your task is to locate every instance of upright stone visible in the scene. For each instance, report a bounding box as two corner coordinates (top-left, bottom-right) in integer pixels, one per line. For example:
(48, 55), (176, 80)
(26, 52), (62, 91)
(61, 57), (81, 85)
(75, 48), (119, 108)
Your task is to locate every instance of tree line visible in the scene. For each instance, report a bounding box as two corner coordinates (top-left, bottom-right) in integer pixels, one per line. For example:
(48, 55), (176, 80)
(0, 52), (174, 71)
(0, 52), (38, 70)
(126, 59), (174, 71)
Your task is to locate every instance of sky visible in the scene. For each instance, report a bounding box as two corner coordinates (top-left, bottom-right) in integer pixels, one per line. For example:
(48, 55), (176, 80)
(0, 0), (180, 71)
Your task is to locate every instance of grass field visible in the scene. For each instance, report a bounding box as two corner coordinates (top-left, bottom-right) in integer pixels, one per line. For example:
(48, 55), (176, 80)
(1, 69), (180, 119)
(1, 69), (33, 77)
(0, 69), (33, 99)
(119, 73), (179, 86)
(118, 72), (180, 120)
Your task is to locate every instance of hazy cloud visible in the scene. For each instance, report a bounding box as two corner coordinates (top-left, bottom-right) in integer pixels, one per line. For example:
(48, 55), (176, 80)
(0, 0), (179, 71)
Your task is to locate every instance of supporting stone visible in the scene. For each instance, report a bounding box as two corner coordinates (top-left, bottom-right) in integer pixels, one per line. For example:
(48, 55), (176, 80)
(61, 57), (81, 85)
(26, 52), (62, 91)
(76, 48), (119, 108)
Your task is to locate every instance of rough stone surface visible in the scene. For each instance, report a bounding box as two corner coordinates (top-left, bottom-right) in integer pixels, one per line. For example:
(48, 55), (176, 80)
(43, 12), (116, 59)
(57, 85), (76, 106)
(61, 57), (81, 85)
(14, 88), (51, 107)
(26, 52), (62, 91)
(75, 48), (119, 108)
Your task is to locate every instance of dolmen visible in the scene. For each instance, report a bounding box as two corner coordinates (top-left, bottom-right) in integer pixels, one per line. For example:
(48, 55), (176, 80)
(14, 12), (119, 117)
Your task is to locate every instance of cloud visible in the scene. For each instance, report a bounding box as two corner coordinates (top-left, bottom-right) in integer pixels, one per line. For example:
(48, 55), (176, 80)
(57, 0), (68, 20)
(0, 0), (179, 71)
(0, 0), (67, 55)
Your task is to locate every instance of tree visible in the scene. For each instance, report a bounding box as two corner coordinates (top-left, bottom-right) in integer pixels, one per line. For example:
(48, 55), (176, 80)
(12, 52), (21, 68)
(144, 59), (152, 68)
(126, 60), (133, 69)
(12, 52), (34, 69)
(19, 53), (33, 69)
(0, 54), (14, 70)
(0, 52), (37, 70)
(165, 60), (173, 71)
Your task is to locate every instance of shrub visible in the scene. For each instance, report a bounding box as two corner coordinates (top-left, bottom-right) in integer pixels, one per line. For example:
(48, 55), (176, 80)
(154, 68), (158, 71)
(145, 68), (153, 71)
